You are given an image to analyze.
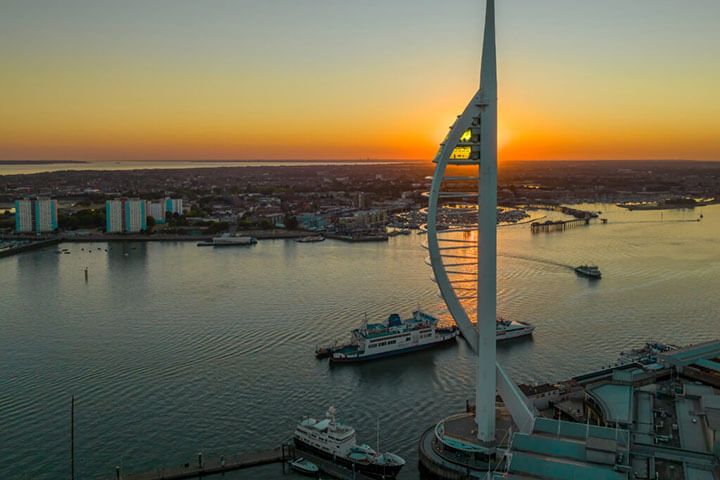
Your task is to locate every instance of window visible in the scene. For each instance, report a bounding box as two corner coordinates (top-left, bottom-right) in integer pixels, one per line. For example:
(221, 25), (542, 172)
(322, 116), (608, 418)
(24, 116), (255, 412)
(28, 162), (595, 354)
(450, 146), (471, 160)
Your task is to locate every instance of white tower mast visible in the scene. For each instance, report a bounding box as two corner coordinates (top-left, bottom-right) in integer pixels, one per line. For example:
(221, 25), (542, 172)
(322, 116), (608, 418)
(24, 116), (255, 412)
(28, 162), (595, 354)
(476, 0), (498, 444)
(425, 0), (536, 448)
(425, 0), (498, 446)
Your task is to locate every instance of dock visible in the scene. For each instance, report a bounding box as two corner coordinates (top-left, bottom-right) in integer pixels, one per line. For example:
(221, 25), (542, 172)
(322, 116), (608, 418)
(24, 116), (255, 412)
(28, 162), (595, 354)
(0, 238), (59, 258)
(109, 444), (377, 480)
(530, 217), (591, 233)
(114, 447), (284, 480)
(528, 204), (602, 234)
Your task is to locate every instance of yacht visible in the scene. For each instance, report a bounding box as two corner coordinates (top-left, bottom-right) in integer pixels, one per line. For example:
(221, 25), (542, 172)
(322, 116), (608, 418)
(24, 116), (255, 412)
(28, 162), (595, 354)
(575, 264), (602, 279)
(324, 311), (458, 363)
(293, 407), (405, 479)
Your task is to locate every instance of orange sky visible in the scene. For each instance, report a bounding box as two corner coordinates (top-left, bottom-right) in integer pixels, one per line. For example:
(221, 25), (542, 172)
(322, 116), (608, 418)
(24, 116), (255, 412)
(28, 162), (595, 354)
(1, 0), (719, 162)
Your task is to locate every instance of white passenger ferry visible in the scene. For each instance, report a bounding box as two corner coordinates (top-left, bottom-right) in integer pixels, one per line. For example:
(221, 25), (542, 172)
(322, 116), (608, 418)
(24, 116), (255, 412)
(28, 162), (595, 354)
(324, 311), (458, 363)
(293, 406), (405, 479)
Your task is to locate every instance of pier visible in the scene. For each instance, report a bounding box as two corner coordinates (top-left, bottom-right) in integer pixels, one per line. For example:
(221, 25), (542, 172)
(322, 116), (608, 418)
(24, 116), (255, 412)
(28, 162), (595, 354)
(109, 445), (377, 480)
(113, 447), (284, 480)
(0, 238), (59, 258)
(528, 204), (602, 234)
(530, 217), (590, 233)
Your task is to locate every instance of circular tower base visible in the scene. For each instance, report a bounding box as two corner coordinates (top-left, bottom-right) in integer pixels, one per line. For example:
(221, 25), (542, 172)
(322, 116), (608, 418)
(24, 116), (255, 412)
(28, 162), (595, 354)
(417, 409), (513, 479)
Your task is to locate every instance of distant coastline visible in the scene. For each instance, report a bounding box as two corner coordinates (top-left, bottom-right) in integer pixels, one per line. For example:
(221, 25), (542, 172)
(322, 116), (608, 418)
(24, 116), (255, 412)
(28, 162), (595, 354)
(0, 160), (88, 165)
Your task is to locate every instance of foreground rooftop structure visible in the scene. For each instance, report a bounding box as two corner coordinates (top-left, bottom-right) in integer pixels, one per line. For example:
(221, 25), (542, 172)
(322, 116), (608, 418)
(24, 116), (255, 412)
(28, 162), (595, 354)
(420, 340), (720, 479)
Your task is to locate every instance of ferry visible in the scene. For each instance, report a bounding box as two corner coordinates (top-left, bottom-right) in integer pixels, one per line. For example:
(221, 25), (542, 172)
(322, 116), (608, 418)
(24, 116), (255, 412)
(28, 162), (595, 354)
(318, 312), (534, 362)
(293, 407), (405, 479)
(197, 233), (258, 247)
(574, 264), (602, 279)
(496, 317), (535, 341)
(324, 311), (459, 363)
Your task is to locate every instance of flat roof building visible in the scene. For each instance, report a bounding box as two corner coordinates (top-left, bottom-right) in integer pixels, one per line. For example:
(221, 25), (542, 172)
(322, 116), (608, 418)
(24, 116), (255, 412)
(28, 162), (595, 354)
(15, 197), (58, 233)
(106, 198), (146, 233)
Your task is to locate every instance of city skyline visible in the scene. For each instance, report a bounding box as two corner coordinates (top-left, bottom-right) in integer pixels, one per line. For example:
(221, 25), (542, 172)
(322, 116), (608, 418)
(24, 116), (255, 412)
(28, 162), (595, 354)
(2, 0), (719, 162)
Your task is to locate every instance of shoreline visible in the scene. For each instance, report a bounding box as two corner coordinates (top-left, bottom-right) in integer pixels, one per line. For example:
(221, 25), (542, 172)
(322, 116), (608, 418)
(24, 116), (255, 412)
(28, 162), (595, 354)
(0, 230), (310, 244)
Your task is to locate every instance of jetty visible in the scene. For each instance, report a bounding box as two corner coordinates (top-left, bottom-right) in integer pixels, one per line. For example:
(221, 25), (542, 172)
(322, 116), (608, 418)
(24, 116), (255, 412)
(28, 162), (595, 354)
(113, 448), (283, 480)
(109, 444), (377, 480)
(527, 204), (603, 233)
(0, 238), (59, 258)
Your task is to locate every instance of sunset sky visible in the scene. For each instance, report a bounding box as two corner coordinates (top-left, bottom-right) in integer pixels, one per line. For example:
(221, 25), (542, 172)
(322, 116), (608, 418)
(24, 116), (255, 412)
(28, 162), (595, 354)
(1, 0), (719, 162)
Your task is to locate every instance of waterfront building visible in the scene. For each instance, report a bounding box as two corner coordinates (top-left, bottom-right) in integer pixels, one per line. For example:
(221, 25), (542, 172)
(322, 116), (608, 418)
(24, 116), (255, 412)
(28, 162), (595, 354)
(164, 197), (183, 215)
(14, 197), (58, 233)
(105, 198), (147, 233)
(298, 213), (326, 231)
(146, 201), (166, 224)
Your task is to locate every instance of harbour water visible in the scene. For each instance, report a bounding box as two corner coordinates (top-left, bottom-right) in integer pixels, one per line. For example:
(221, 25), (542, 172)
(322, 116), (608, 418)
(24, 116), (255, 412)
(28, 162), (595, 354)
(1, 204), (719, 479)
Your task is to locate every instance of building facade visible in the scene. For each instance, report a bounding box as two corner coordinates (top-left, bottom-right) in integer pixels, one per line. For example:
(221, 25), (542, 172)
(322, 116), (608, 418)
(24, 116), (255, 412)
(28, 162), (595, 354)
(165, 198), (183, 215)
(105, 198), (147, 233)
(146, 201), (166, 224)
(15, 197), (58, 233)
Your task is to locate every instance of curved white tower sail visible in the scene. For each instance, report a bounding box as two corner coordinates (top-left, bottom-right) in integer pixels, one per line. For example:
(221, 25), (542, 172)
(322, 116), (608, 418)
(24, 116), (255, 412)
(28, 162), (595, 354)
(426, 0), (535, 444)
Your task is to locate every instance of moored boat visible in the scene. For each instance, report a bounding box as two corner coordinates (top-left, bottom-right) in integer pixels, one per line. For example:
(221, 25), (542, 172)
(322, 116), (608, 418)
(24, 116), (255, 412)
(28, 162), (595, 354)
(293, 407), (405, 479)
(289, 457), (319, 477)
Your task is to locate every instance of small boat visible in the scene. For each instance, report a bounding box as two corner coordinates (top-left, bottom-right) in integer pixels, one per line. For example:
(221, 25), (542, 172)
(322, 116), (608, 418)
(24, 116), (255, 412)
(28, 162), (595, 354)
(289, 458), (319, 477)
(575, 264), (602, 279)
(296, 235), (325, 243)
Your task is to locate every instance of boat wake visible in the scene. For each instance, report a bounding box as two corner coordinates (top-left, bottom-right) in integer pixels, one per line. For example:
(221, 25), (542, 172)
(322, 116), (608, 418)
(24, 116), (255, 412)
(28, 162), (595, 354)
(498, 253), (574, 270)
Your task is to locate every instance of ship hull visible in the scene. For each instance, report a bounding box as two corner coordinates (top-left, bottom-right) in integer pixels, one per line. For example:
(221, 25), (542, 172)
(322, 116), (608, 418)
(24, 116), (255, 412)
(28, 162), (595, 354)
(293, 439), (403, 479)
